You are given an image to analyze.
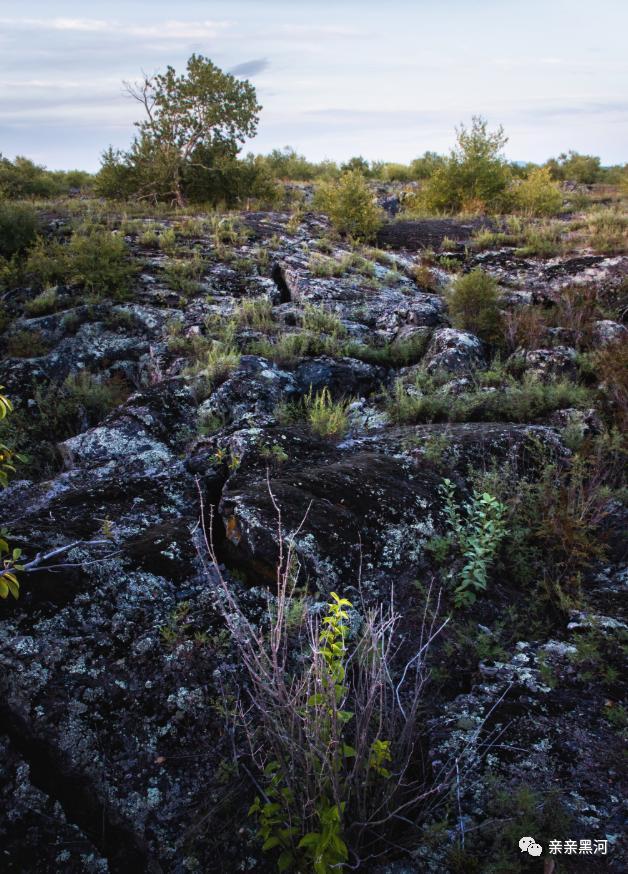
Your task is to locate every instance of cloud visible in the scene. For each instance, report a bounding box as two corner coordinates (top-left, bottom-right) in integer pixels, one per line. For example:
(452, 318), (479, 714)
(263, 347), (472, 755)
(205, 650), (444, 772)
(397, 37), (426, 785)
(229, 58), (269, 77)
(0, 17), (110, 32)
(0, 17), (231, 40)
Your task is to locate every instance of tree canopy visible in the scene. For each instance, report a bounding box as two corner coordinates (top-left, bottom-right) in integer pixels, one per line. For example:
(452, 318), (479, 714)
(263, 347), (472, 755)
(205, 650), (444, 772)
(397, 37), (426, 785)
(98, 55), (262, 205)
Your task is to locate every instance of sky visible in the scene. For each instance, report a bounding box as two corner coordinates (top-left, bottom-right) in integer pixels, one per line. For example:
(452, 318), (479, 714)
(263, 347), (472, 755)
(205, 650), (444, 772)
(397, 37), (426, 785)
(0, 0), (627, 171)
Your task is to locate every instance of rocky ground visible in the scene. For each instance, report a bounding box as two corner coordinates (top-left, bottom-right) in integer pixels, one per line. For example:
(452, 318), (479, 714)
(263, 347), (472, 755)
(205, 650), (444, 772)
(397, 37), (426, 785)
(0, 197), (626, 872)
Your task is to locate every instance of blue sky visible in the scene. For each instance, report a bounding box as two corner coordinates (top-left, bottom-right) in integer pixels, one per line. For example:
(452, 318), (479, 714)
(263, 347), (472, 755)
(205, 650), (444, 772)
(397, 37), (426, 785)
(0, 0), (626, 170)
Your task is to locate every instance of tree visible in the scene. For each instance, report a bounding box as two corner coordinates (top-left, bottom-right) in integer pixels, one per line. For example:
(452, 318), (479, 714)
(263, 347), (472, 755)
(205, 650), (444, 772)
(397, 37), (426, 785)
(420, 116), (510, 213)
(547, 151), (601, 184)
(121, 54), (261, 206)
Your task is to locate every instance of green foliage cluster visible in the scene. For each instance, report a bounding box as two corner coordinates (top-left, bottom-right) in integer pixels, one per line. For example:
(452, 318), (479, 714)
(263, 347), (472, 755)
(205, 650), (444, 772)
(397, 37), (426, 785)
(546, 150), (602, 184)
(24, 227), (136, 297)
(95, 55), (275, 208)
(388, 373), (591, 425)
(439, 478), (507, 607)
(301, 305), (346, 337)
(0, 154), (92, 199)
(303, 386), (349, 439)
(162, 252), (206, 295)
(314, 170), (383, 241)
(418, 117), (511, 214)
(0, 390), (24, 599)
(235, 298), (275, 331)
(510, 167), (563, 216)
(34, 372), (130, 442)
(447, 268), (504, 344)
(0, 202), (39, 257)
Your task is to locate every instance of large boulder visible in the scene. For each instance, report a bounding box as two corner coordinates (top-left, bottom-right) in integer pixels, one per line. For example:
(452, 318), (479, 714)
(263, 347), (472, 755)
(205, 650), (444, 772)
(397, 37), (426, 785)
(424, 327), (486, 374)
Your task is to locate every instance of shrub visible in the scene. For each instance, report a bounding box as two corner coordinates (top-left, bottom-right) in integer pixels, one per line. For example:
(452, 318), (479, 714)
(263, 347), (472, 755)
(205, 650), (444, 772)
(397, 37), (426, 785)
(502, 306), (547, 352)
(314, 170), (383, 241)
(514, 222), (563, 258)
(163, 253), (206, 295)
(301, 305), (346, 337)
(249, 332), (339, 366)
(188, 341), (240, 385)
(25, 229), (136, 297)
(5, 330), (50, 358)
(593, 339), (628, 429)
(23, 238), (67, 288)
(511, 167), (563, 216)
(0, 389), (23, 599)
(419, 116), (510, 214)
(33, 372), (130, 440)
(303, 386), (349, 438)
(388, 374), (592, 425)
(235, 298), (274, 331)
(447, 268), (503, 344)
(0, 256), (22, 292)
(0, 154), (91, 199)
(65, 229), (135, 297)
(0, 203), (38, 257)
(585, 207), (627, 255)
(25, 288), (59, 316)
(308, 253), (353, 278)
(547, 151), (601, 184)
(202, 512), (448, 872)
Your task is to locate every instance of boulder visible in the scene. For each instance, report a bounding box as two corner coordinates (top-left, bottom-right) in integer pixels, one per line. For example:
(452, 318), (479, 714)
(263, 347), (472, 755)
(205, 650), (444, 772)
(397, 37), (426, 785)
(424, 327), (486, 374)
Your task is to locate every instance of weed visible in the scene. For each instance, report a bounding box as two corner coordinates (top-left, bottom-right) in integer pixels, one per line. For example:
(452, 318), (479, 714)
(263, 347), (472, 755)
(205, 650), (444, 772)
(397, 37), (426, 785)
(303, 386), (349, 439)
(235, 298), (274, 331)
(439, 478), (507, 607)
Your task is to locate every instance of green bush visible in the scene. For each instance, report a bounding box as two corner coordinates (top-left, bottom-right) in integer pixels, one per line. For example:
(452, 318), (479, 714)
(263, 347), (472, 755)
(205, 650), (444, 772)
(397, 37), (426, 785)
(301, 305), (346, 337)
(0, 202), (39, 257)
(5, 330), (50, 358)
(314, 170), (383, 241)
(25, 228), (136, 297)
(447, 268), (503, 344)
(511, 167), (563, 216)
(419, 117), (510, 214)
(0, 154), (92, 199)
(162, 252), (206, 295)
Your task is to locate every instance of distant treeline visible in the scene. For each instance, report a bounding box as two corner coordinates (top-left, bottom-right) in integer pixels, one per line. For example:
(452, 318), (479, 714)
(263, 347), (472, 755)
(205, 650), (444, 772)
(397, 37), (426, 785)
(0, 147), (624, 204)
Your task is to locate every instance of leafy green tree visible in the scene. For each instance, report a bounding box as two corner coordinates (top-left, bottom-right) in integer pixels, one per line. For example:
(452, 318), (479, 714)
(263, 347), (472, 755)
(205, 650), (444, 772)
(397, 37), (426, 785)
(421, 116), (510, 213)
(100, 55), (261, 205)
(547, 151), (601, 184)
(409, 150), (446, 180)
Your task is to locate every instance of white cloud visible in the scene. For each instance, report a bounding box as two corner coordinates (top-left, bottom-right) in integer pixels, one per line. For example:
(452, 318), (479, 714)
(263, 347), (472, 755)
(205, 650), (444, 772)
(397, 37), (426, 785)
(0, 17), (110, 32)
(0, 17), (232, 39)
